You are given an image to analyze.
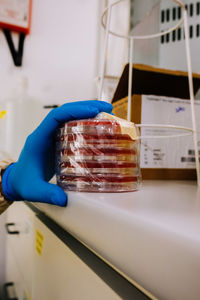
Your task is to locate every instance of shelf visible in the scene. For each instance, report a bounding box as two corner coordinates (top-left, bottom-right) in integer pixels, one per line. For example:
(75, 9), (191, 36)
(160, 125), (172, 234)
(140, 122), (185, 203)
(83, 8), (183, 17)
(33, 180), (200, 300)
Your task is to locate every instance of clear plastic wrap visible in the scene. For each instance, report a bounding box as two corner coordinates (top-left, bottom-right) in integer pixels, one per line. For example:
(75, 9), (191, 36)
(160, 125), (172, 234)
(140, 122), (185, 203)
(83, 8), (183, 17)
(56, 112), (141, 192)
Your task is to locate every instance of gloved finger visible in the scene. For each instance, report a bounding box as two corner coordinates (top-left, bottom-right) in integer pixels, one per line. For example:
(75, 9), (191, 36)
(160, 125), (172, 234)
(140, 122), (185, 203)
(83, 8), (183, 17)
(54, 101), (113, 124)
(2, 163), (22, 202)
(33, 100), (113, 140)
(24, 181), (68, 206)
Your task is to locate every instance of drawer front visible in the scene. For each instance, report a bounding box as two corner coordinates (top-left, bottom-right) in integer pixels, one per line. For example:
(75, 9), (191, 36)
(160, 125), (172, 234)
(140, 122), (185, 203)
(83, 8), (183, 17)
(32, 217), (121, 300)
(5, 202), (34, 298)
(5, 243), (31, 300)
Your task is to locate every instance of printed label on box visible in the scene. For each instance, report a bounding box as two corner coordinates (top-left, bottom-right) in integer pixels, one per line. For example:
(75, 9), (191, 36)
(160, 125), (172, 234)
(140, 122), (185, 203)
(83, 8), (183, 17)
(140, 95), (200, 169)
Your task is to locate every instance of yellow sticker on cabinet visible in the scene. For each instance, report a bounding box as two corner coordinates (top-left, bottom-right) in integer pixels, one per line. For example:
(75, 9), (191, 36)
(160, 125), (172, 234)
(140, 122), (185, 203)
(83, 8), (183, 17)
(25, 290), (31, 300)
(0, 110), (7, 119)
(35, 229), (44, 255)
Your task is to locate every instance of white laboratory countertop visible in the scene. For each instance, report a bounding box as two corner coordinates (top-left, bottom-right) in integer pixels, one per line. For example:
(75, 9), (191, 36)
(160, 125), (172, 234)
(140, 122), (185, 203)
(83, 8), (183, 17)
(34, 180), (200, 300)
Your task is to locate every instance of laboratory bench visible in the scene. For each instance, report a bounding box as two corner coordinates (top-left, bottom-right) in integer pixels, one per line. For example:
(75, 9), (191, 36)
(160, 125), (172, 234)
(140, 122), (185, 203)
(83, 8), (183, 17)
(3, 180), (200, 300)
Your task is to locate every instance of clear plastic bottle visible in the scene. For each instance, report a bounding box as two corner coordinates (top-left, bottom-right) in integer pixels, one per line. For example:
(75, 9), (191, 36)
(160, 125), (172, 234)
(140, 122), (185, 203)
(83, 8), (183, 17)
(4, 76), (44, 160)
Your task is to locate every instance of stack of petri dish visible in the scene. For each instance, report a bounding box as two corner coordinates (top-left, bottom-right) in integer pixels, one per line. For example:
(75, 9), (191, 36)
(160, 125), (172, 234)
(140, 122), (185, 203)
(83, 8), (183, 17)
(56, 115), (141, 192)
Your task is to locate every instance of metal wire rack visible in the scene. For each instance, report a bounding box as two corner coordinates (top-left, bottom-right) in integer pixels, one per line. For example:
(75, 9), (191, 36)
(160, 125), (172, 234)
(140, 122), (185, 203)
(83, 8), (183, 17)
(99, 0), (200, 185)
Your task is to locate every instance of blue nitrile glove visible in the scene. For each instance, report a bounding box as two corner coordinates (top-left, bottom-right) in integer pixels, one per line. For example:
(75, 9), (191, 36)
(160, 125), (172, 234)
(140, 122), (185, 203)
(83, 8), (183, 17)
(2, 100), (113, 206)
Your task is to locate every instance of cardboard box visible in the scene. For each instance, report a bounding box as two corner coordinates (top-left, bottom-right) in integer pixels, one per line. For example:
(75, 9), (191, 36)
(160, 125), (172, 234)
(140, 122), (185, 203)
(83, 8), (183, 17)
(112, 63), (200, 103)
(112, 64), (200, 180)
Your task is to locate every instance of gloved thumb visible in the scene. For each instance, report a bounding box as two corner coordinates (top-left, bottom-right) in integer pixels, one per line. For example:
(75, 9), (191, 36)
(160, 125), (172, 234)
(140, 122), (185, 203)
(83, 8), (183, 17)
(30, 181), (68, 206)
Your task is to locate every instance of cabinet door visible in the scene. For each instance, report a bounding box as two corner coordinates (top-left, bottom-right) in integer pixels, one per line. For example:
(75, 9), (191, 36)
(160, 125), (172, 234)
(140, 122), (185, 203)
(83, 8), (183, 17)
(5, 242), (30, 300)
(5, 202), (34, 298)
(32, 217), (121, 300)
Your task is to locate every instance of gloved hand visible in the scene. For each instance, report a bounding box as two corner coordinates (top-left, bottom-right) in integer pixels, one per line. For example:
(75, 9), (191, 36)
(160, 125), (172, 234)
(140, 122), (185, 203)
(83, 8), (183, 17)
(2, 100), (113, 206)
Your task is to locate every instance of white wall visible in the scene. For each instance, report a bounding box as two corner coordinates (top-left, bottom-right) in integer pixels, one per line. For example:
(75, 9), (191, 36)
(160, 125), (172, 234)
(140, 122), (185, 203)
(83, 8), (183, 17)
(106, 0), (130, 77)
(0, 0), (103, 105)
(99, 0), (130, 101)
(131, 0), (160, 28)
(131, 2), (160, 67)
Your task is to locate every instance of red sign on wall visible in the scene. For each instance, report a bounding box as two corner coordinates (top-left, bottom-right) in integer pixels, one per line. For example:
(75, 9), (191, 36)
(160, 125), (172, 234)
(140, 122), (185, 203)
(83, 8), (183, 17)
(0, 0), (32, 34)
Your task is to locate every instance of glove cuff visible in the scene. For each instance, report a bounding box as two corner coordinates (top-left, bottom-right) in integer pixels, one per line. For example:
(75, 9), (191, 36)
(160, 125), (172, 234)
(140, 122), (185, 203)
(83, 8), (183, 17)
(2, 163), (22, 201)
